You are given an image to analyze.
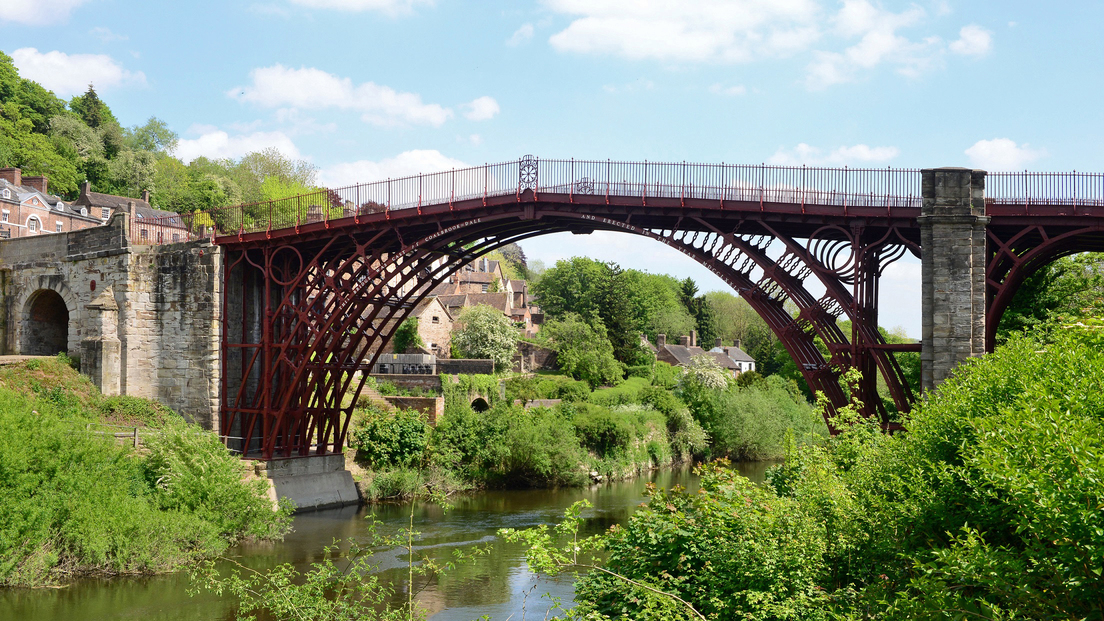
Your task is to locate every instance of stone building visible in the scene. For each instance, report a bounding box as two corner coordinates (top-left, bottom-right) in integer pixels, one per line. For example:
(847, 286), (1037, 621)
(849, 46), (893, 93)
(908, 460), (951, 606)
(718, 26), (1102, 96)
(709, 338), (756, 373)
(0, 168), (102, 238)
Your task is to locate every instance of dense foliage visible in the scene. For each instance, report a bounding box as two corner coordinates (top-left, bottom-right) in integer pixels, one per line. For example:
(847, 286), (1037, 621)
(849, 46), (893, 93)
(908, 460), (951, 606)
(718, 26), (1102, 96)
(0, 53), (321, 214)
(561, 318), (1104, 620)
(995, 252), (1104, 345)
(391, 317), (424, 354)
(452, 304), (520, 371)
(0, 357), (289, 587)
(541, 313), (624, 388)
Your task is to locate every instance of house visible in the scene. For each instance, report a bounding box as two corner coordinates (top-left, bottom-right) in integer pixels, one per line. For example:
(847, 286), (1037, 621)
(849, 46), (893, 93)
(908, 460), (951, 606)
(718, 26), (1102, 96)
(653, 332), (743, 377)
(709, 338), (756, 373)
(70, 182), (188, 244)
(0, 168), (102, 238)
(407, 296), (454, 358)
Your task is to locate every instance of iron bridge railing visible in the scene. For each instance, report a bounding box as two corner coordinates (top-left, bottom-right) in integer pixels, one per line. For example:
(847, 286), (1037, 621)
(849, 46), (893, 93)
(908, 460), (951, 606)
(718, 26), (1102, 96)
(124, 158), (1104, 244)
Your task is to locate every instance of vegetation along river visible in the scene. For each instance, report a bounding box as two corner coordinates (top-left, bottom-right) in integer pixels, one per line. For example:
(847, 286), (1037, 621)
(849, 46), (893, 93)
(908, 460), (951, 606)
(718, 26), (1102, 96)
(1, 463), (772, 621)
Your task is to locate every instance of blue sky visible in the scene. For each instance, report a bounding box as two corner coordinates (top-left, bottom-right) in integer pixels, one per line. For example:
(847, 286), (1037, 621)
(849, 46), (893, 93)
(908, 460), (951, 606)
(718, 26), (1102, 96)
(3, 0), (1101, 337)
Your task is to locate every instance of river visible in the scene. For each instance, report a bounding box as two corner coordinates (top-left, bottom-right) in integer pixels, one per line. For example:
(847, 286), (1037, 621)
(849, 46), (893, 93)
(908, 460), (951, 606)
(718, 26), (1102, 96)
(0, 462), (773, 621)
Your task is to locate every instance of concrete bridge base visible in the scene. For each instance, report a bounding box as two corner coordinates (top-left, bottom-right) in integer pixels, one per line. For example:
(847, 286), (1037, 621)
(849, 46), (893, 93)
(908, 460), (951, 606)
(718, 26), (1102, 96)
(257, 454), (360, 512)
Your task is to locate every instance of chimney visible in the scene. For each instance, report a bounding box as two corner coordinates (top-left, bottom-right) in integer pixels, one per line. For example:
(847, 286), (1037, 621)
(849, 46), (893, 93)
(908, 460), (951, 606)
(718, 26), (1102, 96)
(0, 168), (21, 187)
(656, 334), (666, 347)
(80, 181), (91, 200)
(715, 337), (723, 348)
(141, 189), (150, 203)
(690, 330), (697, 347)
(735, 339), (742, 350)
(23, 175), (47, 194)
(679, 335), (690, 346)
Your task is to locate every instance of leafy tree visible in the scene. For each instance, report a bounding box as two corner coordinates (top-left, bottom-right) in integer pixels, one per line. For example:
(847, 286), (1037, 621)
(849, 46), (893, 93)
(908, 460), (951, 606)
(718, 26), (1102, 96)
(996, 252), (1104, 344)
(452, 304), (519, 372)
(391, 318), (424, 354)
(531, 257), (609, 322)
(126, 117), (178, 155)
(541, 313), (623, 388)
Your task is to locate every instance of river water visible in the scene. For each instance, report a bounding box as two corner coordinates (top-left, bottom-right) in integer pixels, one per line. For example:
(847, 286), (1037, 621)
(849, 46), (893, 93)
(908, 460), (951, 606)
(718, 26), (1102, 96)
(1, 462), (773, 621)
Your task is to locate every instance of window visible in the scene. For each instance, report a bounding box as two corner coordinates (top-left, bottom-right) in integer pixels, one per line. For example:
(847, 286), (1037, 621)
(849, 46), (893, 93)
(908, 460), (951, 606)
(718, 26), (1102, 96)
(1, 189), (9, 199)
(101, 207), (110, 220)
(136, 213), (144, 219)
(56, 222), (63, 232)
(172, 233), (180, 242)
(431, 316), (440, 323)
(80, 207), (87, 216)
(2, 211), (8, 223)
(481, 284), (489, 293)
(139, 229), (149, 241)
(27, 217), (39, 233)
(56, 202), (65, 211)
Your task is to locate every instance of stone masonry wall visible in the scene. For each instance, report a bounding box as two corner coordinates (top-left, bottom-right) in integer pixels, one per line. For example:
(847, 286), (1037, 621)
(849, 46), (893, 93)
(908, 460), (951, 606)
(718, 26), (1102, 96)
(0, 215), (222, 429)
(919, 168), (989, 391)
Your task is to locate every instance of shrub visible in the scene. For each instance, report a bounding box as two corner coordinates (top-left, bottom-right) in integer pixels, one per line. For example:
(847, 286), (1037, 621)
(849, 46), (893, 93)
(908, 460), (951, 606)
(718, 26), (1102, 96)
(588, 376), (649, 407)
(391, 317), (424, 354)
(452, 305), (519, 372)
(542, 314), (623, 388)
(651, 360), (680, 389)
(350, 408), (430, 469)
(0, 393), (288, 586)
(572, 404), (634, 458)
(625, 364), (652, 379)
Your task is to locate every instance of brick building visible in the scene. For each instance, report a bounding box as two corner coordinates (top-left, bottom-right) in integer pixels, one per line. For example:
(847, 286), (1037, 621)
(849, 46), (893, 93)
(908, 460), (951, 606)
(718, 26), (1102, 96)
(71, 182), (188, 244)
(0, 168), (102, 238)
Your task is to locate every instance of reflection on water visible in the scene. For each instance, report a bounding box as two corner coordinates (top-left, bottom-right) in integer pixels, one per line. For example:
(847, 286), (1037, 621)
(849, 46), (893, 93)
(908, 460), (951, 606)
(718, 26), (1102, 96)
(0, 462), (773, 621)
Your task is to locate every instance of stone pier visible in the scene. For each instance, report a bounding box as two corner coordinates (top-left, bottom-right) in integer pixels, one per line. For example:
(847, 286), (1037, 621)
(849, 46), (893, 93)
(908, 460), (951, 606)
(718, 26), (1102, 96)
(919, 168), (989, 391)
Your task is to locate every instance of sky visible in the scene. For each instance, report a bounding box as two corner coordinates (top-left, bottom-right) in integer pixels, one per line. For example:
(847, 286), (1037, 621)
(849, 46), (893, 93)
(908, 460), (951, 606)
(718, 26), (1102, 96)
(2, 0), (1102, 338)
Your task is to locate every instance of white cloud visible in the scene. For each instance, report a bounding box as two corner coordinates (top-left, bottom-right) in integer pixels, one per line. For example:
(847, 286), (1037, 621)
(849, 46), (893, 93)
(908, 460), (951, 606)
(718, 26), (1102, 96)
(462, 96), (500, 121)
(176, 128), (302, 164)
(468, 134), (483, 146)
(805, 0), (939, 89)
(768, 142), (900, 166)
(709, 83), (747, 96)
(0, 0), (91, 25)
(318, 150), (469, 187)
(287, 0), (431, 15)
(230, 64), (453, 126)
(89, 26), (127, 43)
(507, 23), (535, 46)
(11, 48), (145, 96)
(964, 138), (1046, 171)
(949, 24), (992, 56)
(545, 0), (822, 63)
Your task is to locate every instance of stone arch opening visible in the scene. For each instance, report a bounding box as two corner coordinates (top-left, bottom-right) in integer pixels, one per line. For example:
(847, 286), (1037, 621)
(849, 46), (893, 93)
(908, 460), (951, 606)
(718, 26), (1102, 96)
(22, 289), (69, 355)
(470, 397), (490, 412)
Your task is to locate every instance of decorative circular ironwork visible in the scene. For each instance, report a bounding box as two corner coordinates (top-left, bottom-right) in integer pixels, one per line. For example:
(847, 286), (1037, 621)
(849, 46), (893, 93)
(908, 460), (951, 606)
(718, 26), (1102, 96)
(270, 245), (305, 287)
(807, 226), (856, 282)
(519, 155), (537, 190)
(574, 177), (595, 194)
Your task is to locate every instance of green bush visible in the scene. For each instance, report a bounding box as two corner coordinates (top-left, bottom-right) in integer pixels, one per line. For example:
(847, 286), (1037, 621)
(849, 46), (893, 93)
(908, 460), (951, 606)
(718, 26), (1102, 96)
(572, 318), (1104, 619)
(0, 392), (288, 587)
(651, 360), (680, 389)
(624, 364), (652, 379)
(572, 404), (634, 458)
(588, 376), (649, 407)
(350, 408), (430, 469)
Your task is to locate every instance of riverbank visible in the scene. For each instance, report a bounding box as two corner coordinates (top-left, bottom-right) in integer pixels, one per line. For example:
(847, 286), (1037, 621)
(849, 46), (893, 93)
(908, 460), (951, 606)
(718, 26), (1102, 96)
(0, 356), (289, 587)
(349, 366), (823, 501)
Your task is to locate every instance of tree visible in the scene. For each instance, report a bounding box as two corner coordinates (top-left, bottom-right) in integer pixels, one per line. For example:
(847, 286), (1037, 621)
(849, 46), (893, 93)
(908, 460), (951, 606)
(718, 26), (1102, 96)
(996, 253), (1104, 345)
(126, 117), (178, 155)
(392, 318), (424, 354)
(678, 278), (719, 347)
(542, 314), (623, 388)
(531, 257), (610, 322)
(452, 305), (519, 372)
(69, 84), (118, 129)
